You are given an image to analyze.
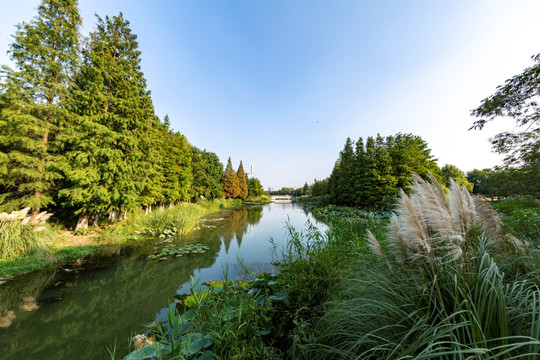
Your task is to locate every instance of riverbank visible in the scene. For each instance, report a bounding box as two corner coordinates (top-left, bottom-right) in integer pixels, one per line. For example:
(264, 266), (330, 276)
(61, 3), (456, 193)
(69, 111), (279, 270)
(0, 199), (243, 280)
(118, 194), (540, 359)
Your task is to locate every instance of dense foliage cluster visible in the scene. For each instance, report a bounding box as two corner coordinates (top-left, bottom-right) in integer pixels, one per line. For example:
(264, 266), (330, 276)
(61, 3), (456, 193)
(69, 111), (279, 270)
(467, 167), (539, 199)
(0, 1), (262, 229)
(328, 133), (441, 208)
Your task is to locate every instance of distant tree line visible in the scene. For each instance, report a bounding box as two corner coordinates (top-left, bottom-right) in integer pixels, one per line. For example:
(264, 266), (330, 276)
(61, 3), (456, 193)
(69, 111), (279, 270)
(467, 167), (538, 200)
(0, 1), (264, 229)
(299, 134), (478, 209)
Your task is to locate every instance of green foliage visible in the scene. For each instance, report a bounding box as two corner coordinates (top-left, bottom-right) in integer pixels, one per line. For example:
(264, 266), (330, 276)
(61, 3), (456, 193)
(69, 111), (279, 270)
(222, 157), (239, 199)
(311, 178), (330, 197)
(147, 244), (209, 260)
(468, 167), (539, 199)
(247, 176), (265, 197)
(123, 276), (282, 360)
(329, 133), (440, 208)
(236, 161), (248, 199)
(308, 176), (540, 359)
(441, 163), (473, 191)
(0, 220), (47, 260)
(61, 13), (159, 224)
(0, 0), (82, 215)
(471, 53), (540, 198)
(142, 203), (208, 237)
(493, 197), (540, 240)
(190, 146), (223, 201)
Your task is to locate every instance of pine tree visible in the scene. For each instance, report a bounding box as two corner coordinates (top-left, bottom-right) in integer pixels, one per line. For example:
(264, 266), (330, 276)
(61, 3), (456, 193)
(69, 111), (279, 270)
(336, 138), (355, 205)
(353, 137), (367, 205)
(237, 161), (248, 199)
(222, 157), (239, 199)
(0, 0), (81, 216)
(60, 13), (159, 227)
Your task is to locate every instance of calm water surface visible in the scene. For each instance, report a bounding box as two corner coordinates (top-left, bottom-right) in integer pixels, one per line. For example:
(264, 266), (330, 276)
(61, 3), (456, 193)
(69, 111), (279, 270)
(0, 203), (325, 360)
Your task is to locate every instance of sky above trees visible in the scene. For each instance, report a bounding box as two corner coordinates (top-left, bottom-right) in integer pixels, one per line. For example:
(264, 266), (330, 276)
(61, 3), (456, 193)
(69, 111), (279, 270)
(2, 0), (540, 190)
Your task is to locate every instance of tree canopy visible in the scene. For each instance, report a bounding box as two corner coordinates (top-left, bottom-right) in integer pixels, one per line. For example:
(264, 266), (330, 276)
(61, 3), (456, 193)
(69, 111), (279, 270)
(471, 52), (540, 197)
(329, 134), (441, 208)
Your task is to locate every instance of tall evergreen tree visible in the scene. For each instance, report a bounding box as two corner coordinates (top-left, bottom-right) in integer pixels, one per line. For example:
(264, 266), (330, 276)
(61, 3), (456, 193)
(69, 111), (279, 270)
(353, 137), (367, 205)
(237, 161), (248, 199)
(222, 157), (239, 199)
(61, 13), (158, 227)
(336, 138), (355, 205)
(0, 0), (81, 216)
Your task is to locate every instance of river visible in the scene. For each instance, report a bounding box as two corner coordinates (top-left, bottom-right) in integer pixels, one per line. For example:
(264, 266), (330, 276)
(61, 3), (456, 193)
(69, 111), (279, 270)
(0, 203), (325, 360)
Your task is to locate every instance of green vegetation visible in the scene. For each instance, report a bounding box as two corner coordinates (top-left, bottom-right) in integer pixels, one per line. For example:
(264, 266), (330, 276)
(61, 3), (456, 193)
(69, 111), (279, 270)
(120, 176), (539, 359)
(147, 244), (210, 261)
(493, 197), (540, 240)
(467, 167), (538, 199)
(471, 52), (539, 199)
(0, 199), (241, 278)
(0, 1), (266, 235)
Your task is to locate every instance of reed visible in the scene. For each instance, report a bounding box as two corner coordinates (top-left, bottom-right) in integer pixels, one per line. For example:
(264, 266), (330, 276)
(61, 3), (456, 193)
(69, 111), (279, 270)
(310, 174), (540, 359)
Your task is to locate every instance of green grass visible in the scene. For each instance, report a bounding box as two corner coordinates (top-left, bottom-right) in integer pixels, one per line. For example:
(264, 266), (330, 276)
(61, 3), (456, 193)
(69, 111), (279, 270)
(493, 197), (540, 242)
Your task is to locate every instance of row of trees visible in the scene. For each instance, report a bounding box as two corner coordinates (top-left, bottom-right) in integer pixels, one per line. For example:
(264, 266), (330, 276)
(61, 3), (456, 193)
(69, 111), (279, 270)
(0, 1), (264, 228)
(328, 133), (441, 208)
(221, 158), (265, 199)
(467, 167), (538, 200)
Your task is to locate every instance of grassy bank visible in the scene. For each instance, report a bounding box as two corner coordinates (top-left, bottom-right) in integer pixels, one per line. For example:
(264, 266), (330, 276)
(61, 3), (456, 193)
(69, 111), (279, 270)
(0, 199), (242, 279)
(118, 184), (540, 359)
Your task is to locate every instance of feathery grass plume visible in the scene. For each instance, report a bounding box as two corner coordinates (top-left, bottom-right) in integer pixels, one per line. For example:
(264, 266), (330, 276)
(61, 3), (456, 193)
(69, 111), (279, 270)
(449, 179), (476, 236)
(395, 189), (431, 257)
(365, 229), (390, 269)
(389, 213), (408, 263)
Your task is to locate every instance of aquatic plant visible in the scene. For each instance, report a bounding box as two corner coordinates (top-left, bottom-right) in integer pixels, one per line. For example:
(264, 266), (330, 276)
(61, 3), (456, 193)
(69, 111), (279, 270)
(148, 244), (209, 261)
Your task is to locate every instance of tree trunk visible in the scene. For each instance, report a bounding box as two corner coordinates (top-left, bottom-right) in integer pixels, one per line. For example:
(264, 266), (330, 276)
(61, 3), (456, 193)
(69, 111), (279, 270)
(108, 211), (117, 222)
(169, 202), (174, 209)
(159, 204), (164, 212)
(75, 213), (89, 231)
(90, 214), (99, 226)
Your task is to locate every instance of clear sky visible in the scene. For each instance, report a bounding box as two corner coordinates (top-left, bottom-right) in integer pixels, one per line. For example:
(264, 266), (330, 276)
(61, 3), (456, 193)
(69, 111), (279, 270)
(1, 1), (539, 190)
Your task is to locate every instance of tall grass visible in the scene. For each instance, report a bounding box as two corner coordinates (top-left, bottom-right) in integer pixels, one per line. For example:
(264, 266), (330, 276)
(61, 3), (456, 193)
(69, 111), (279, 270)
(142, 203), (208, 236)
(0, 220), (48, 260)
(309, 175), (540, 359)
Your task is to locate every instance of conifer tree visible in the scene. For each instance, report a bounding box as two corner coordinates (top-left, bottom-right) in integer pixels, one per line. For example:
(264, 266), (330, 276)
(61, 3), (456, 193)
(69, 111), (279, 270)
(222, 158), (239, 199)
(353, 137), (367, 205)
(338, 138), (356, 205)
(0, 0), (81, 216)
(237, 161), (248, 199)
(61, 13), (159, 227)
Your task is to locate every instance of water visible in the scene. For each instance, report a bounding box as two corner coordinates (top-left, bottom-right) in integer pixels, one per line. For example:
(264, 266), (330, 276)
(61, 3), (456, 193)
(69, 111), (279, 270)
(0, 203), (325, 359)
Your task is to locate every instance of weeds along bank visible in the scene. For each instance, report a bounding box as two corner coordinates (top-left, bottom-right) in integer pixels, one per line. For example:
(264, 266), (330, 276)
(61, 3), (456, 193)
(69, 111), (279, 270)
(0, 199), (242, 279)
(118, 177), (540, 360)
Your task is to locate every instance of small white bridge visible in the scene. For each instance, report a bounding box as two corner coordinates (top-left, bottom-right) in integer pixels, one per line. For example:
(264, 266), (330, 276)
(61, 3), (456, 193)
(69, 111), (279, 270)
(270, 195), (293, 203)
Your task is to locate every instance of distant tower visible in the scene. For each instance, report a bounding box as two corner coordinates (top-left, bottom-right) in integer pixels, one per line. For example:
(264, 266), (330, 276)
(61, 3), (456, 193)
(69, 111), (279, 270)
(251, 164), (253, 176)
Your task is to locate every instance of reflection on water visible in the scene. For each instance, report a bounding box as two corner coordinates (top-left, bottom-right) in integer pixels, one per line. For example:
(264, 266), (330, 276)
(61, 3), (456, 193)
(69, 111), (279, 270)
(0, 203), (324, 360)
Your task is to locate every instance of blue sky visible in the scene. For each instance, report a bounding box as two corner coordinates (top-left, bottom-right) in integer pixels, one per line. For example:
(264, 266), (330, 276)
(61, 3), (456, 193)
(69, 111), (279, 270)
(1, 1), (540, 189)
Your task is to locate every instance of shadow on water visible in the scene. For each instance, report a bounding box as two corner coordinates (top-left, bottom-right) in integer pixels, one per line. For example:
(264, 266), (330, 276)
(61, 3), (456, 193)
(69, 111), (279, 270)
(0, 203), (321, 359)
